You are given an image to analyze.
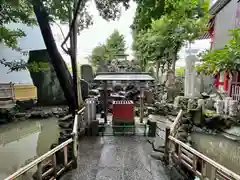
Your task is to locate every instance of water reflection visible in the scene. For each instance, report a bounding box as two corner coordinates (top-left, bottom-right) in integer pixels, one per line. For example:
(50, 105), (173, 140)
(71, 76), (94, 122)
(0, 118), (59, 179)
(191, 132), (240, 175)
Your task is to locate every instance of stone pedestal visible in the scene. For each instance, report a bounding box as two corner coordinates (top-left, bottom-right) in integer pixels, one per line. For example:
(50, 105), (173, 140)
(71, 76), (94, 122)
(184, 55), (201, 98)
(224, 97), (232, 115)
(216, 100), (225, 115)
(229, 100), (238, 117)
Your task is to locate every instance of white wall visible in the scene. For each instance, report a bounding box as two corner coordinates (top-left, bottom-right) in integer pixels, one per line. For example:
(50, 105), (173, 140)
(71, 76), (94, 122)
(212, 0), (238, 50)
(0, 23), (45, 84)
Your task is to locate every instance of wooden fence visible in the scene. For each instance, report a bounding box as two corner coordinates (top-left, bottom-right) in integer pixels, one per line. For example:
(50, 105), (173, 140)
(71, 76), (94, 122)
(167, 135), (240, 180)
(0, 83), (37, 101)
(0, 83), (14, 101)
(4, 107), (86, 180)
(229, 82), (240, 101)
(164, 110), (240, 180)
(170, 109), (183, 137)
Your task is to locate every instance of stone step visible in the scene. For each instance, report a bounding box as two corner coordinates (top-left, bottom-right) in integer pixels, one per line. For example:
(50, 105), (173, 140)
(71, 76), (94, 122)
(59, 114), (73, 122)
(150, 152), (164, 161)
(58, 122), (73, 129)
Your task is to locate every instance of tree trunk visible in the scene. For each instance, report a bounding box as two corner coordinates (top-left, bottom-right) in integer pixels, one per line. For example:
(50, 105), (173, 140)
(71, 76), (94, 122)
(69, 3), (79, 110)
(32, 0), (77, 113)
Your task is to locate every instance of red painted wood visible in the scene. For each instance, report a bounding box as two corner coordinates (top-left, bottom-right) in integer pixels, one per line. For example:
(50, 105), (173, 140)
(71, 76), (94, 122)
(214, 73), (220, 88)
(224, 71), (229, 92)
(112, 101), (134, 121)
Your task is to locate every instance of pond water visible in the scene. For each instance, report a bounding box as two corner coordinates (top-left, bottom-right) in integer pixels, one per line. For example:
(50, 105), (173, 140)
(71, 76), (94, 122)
(191, 132), (240, 175)
(0, 118), (59, 179)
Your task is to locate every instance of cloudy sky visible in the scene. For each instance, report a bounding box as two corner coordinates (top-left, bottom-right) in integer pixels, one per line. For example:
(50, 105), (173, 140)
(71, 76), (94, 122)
(53, 1), (137, 64)
(52, 1), (210, 67)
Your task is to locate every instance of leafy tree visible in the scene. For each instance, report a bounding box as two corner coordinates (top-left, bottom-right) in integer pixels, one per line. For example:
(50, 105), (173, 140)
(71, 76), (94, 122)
(88, 29), (126, 66)
(132, 0), (209, 76)
(132, 0), (207, 33)
(1, 0), (131, 112)
(196, 28), (240, 75)
(131, 0), (165, 33)
(88, 44), (108, 67)
(105, 30), (126, 59)
(0, 0), (130, 70)
(0, 0), (36, 49)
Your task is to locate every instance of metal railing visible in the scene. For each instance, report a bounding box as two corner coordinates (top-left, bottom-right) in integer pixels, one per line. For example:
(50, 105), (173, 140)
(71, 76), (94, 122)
(5, 107), (86, 180)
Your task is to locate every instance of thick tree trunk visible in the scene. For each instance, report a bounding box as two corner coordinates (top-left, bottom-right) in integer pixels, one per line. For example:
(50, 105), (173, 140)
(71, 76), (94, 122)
(32, 0), (77, 113)
(69, 4), (79, 110)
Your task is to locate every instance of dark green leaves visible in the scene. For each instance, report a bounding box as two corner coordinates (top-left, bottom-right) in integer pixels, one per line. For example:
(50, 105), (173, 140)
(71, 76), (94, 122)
(88, 29), (126, 67)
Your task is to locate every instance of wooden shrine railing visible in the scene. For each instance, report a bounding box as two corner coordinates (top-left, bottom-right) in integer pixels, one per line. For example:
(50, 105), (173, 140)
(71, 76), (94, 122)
(0, 83), (14, 101)
(170, 109), (183, 136)
(229, 82), (240, 101)
(164, 110), (240, 180)
(166, 135), (240, 180)
(4, 107), (86, 180)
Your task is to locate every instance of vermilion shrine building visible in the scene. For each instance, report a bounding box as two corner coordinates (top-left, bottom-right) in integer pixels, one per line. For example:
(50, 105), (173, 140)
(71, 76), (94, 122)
(199, 0), (240, 100)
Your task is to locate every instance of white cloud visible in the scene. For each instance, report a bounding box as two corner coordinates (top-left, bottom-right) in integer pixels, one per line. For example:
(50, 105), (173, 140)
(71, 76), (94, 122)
(53, 1), (137, 64)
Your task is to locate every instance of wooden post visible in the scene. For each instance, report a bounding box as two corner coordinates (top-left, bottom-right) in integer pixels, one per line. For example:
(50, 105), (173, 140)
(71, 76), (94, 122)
(201, 160), (207, 179)
(72, 132), (78, 169)
(104, 81), (108, 124)
(37, 162), (43, 180)
(140, 87), (144, 123)
(192, 155), (197, 172)
(10, 82), (15, 101)
(73, 133), (77, 157)
(210, 167), (216, 180)
(63, 146), (68, 166)
(178, 144), (181, 161)
(164, 127), (170, 165)
(52, 154), (57, 178)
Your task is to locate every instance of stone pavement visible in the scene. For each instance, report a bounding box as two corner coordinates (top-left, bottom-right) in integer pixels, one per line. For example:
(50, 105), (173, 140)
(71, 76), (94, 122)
(61, 136), (170, 180)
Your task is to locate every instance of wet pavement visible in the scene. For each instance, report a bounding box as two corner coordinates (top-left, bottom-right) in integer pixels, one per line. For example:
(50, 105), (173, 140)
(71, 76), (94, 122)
(61, 136), (170, 180)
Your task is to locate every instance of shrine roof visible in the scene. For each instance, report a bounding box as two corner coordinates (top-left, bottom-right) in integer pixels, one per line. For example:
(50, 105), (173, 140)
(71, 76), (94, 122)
(94, 72), (154, 81)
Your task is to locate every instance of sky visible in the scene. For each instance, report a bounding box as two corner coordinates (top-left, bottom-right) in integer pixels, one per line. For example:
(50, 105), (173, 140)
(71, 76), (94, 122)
(52, 1), (211, 67)
(53, 1), (137, 65)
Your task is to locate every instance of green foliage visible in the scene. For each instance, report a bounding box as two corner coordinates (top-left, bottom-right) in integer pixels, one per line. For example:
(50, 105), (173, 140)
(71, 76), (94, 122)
(196, 28), (240, 75)
(88, 44), (108, 67)
(132, 0), (165, 33)
(175, 67), (185, 76)
(88, 29), (126, 66)
(105, 30), (126, 59)
(132, 0), (209, 74)
(0, 0), (131, 71)
(0, 0), (36, 49)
